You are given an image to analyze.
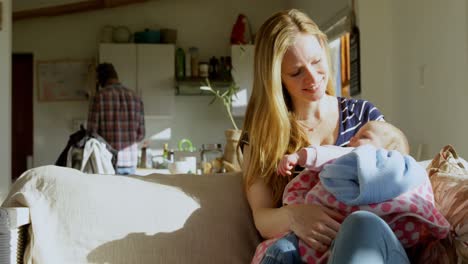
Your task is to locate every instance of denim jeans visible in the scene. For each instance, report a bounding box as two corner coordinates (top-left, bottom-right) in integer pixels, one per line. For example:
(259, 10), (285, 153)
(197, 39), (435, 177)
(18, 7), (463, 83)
(260, 211), (409, 264)
(327, 211), (410, 264)
(260, 233), (301, 264)
(116, 166), (136, 175)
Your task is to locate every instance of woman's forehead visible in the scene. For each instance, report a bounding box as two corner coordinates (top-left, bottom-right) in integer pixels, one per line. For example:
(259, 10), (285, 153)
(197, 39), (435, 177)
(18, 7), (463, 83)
(282, 34), (322, 66)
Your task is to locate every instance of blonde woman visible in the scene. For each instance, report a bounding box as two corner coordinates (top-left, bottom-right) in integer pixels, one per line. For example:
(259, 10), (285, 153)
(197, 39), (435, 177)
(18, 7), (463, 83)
(241, 9), (409, 264)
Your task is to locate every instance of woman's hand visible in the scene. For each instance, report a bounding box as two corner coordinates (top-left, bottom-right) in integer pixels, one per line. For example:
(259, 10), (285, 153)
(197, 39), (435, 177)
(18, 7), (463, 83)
(285, 204), (345, 252)
(278, 153), (299, 176)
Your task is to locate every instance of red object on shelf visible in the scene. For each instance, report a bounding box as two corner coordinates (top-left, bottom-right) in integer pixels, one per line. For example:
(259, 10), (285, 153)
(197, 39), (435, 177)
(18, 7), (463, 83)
(230, 14), (251, 45)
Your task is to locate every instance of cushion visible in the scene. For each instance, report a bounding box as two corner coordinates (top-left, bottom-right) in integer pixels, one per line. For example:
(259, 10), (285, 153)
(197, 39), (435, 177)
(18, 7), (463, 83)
(415, 145), (468, 264)
(1, 165), (261, 264)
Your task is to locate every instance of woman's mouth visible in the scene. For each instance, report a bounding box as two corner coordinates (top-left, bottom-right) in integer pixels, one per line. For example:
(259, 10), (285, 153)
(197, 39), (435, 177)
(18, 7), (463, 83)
(303, 80), (323, 92)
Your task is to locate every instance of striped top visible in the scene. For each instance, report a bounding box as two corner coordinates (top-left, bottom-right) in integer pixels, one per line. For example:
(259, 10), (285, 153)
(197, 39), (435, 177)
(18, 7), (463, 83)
(87, 83), (145, 167)
(335, 96), (384, 147)
(239, 97), (384, 151)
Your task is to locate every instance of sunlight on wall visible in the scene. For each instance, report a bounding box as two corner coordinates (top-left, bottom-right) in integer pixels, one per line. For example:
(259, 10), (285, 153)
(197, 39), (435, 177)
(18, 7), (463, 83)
(149, 128), (171, 141)
(232, 88), (247, 109)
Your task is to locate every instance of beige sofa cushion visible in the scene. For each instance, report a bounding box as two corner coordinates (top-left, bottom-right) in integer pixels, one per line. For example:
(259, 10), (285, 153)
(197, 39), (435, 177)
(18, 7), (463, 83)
(2, 165), (261, 264)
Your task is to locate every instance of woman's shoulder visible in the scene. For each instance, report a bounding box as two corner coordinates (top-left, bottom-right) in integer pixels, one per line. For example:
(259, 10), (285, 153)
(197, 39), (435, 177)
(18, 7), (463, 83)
(337, 96), (384, 121)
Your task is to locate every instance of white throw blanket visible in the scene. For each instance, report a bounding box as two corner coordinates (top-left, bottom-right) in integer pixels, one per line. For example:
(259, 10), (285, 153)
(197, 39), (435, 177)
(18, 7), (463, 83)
(3, 166), (200, 264)
(67, 138), (115, 174)
(1, 166), (259, 264)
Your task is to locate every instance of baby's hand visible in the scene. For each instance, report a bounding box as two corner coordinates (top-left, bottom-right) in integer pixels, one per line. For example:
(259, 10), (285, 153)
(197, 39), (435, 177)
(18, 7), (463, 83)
(278, 153), (300, 176)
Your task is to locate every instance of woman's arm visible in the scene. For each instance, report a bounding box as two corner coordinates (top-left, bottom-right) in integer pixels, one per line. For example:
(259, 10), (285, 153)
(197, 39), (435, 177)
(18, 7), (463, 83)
(243, 145), (345, 251)
(243, 145), (290, 237)
(246, 178), (291, 238)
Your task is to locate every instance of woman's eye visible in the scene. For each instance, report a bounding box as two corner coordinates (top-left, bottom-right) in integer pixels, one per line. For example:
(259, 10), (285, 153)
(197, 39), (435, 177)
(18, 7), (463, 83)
(290, 69), (302, 77)
(312, 58), (321, 64)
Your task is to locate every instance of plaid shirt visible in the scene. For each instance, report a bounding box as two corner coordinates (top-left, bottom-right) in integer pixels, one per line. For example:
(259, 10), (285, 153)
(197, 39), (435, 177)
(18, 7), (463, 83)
(87, 83), (145, 167)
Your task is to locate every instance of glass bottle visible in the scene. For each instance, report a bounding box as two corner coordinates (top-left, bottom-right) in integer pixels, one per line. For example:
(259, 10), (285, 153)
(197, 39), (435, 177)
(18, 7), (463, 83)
(201, 144), (224, 174)
(189, 47), (199, 77)
(175, 47), (185, 79)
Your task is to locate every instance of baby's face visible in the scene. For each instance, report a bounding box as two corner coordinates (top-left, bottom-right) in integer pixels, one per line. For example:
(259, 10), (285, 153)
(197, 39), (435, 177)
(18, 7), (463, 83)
(348, 125), (385, 148)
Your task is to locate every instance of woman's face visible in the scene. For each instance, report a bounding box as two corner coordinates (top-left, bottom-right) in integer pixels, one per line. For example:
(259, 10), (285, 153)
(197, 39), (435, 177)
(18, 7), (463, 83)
(281, 33), (329, 103)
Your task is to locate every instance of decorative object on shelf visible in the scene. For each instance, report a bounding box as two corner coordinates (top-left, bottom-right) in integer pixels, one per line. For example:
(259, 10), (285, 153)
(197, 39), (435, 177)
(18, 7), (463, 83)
(134, 29), (161, 44)
(230, 14), (253, 45)
(160, 28), (177, 44)
(112, 26), (132, 43)
(200, 80), (242, 172)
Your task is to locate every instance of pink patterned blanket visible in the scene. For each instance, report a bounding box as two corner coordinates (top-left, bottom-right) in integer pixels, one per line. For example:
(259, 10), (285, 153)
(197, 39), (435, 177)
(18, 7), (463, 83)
(252, 170), (450, 264)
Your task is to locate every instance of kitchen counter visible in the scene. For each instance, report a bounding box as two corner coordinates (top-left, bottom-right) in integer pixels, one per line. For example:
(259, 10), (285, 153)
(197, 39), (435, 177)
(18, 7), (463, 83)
(135, 168), (170, 176)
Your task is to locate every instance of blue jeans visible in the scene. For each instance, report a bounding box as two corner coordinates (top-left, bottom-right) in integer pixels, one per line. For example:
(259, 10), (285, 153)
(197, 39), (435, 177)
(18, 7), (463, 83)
(261, 233), (301, 264)
(116, 166), (136, 175)
(260, 211), (409, 264)
(328, 211), (409, 264)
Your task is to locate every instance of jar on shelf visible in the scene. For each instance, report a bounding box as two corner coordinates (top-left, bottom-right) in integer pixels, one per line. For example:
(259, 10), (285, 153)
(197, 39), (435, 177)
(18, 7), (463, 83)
(189, 47), (199, 77)
(201, 143), (224, 174)
(199, 62), (209, 78)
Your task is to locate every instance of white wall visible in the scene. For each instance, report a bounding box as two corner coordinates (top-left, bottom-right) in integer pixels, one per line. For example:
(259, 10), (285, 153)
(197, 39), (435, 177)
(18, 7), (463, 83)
(0, 0), (12, 202)
(358, 0), (468, 159)
(356, 1), (396, 121)
(13, 0), (287, 166)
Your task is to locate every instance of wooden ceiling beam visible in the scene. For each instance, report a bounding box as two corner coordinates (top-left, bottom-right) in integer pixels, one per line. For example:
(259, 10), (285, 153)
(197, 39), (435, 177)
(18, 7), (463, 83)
(13, 0), (148, 21)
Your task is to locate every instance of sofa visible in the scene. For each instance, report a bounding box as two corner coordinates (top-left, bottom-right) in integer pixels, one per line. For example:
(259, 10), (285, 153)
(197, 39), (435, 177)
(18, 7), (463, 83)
(1, 145), (468, 264)
(0, 166), (261, 264)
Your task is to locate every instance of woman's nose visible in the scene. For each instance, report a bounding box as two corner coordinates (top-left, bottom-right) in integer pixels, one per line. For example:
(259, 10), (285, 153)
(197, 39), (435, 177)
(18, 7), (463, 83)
(304, 66), (320, 85)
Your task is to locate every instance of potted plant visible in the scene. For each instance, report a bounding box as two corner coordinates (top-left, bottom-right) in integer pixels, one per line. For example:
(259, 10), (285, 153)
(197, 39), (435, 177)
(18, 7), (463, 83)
(200, 80), (243, 172)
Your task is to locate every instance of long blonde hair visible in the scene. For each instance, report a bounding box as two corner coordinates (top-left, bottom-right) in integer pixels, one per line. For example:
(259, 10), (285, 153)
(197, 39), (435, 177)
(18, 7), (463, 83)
(242, 9), (335, 204)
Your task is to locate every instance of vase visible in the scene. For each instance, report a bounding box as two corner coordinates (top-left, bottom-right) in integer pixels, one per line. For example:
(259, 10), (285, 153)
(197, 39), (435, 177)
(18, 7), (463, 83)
(223, 129), (243, 172)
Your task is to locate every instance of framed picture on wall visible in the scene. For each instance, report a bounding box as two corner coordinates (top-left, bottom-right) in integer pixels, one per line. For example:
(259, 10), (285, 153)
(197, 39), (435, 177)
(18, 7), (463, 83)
(36, 59), (95, 101)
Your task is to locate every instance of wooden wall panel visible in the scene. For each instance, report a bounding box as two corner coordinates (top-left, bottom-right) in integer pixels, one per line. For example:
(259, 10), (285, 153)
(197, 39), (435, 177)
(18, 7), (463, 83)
(13, 0), (147, 21)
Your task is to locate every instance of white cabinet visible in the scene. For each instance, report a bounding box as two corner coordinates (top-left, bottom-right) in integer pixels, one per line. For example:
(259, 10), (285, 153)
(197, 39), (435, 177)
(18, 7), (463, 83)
(231, 44), (254, 117)
(99, 44), (175, 117)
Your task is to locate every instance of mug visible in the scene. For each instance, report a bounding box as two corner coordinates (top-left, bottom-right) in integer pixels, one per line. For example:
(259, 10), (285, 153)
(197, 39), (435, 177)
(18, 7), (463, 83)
(168, 161), (191, 174)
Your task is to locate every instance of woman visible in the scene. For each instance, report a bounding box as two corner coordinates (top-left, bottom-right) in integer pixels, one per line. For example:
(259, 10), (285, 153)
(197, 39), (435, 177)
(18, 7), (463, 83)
(241, 9), (409, 264)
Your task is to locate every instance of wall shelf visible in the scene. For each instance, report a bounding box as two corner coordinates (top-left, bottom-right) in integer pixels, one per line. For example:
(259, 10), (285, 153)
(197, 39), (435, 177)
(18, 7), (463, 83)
(175, 76), (233, 96)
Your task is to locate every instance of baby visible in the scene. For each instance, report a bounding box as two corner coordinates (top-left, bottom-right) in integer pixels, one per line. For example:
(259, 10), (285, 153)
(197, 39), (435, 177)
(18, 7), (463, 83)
(253, 121), (449, 264)
(278, 121), (409, 177)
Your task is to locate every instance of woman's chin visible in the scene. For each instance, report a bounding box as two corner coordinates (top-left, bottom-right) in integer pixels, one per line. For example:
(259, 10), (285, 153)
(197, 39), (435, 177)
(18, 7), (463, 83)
(302, 89), (325, 101)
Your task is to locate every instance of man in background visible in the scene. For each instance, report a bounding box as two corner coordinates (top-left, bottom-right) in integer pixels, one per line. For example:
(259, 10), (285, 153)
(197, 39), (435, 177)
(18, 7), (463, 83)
(87, 63), (145, 175)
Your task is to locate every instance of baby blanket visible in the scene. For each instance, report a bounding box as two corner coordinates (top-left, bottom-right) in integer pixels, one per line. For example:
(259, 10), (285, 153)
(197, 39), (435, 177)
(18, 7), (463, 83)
(252, 147), (450, 264)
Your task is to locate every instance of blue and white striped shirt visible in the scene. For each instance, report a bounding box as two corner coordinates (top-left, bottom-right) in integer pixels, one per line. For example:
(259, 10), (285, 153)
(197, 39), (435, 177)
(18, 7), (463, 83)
(335, 97), (384, 147)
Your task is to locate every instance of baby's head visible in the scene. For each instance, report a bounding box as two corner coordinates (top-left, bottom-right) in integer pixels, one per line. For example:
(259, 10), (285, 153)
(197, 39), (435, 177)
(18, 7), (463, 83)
(348, 121), (410, 155)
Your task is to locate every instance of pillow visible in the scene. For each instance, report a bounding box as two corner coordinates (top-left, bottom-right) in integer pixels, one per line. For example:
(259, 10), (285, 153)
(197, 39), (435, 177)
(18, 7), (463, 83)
(415, 145), (468, 264)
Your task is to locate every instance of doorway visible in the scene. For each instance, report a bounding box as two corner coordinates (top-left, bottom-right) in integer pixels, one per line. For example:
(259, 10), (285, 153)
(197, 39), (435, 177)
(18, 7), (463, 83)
(12, 53), (34, 181)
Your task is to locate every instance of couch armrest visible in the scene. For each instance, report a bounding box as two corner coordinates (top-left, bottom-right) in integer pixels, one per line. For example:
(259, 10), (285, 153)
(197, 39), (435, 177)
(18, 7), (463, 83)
(0, 207), (30, 230)
(0, 207), (30, 264)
